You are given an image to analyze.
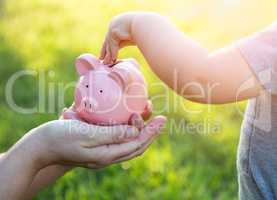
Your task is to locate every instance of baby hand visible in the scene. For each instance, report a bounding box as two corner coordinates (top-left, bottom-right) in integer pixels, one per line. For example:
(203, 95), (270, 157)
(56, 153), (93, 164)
(100, 12), (138, 64)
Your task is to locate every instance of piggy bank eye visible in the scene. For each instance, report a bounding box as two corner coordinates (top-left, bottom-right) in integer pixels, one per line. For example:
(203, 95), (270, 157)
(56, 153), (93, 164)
(99, 90), (103, 93)
(85, 85), (89, 88)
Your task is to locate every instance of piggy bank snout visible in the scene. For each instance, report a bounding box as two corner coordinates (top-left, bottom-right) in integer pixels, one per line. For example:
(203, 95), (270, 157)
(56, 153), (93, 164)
(81, 97), (98, 112)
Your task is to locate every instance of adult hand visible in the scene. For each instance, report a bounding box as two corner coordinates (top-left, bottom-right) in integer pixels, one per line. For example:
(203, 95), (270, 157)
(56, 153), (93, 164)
(37, 114), (166, 169)
(0, 109), (166, 200)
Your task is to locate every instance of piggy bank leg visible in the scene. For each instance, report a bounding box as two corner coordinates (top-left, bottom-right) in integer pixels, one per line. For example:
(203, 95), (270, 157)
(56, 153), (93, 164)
(61, 103), (82, 120)
(128, 100), (153, 130)
(141, 100), (152, 121)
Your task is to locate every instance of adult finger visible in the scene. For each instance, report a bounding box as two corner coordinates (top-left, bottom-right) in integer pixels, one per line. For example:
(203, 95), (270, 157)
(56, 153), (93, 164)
(86, 134), (156, 169)
(85, 139), (143, 166)
(86, 133), (157, 170)
(91, 125), (140, 146)
(128, 113), (144, 130)
(112, 131), (159, 164)
(58, 120), (139, 146)
(86, 116), (166, 168)
(137, 115), (167, 140)
(105, 116), (166, 163)
(78, 122), (140, 146)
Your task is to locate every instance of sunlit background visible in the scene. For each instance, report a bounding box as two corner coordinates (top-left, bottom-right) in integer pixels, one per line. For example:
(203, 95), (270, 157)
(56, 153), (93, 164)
(0, 0), (276, 199)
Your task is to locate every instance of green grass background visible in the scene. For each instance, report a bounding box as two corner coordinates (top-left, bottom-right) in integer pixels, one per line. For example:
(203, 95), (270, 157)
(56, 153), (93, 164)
(0, 0), (276, 199)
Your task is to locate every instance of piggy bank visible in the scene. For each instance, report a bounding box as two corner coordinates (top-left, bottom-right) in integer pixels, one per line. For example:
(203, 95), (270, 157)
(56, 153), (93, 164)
(63, 53), (151, 125)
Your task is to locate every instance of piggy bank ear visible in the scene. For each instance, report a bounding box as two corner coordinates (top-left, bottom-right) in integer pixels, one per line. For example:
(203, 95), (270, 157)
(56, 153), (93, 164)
(108, 67), (133, 90)
(75, 53), (101, 76)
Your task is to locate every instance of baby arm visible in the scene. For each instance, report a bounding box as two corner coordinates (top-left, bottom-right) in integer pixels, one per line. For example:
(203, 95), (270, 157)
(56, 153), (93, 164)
(101, 12), (264, 104)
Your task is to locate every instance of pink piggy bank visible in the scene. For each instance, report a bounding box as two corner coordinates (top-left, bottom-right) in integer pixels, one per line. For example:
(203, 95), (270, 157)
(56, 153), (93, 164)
(63, 53), (152, 125)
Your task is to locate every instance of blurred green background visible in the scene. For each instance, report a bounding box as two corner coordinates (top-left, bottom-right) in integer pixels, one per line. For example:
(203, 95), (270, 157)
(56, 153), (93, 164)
(0, 0), (276, 199)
